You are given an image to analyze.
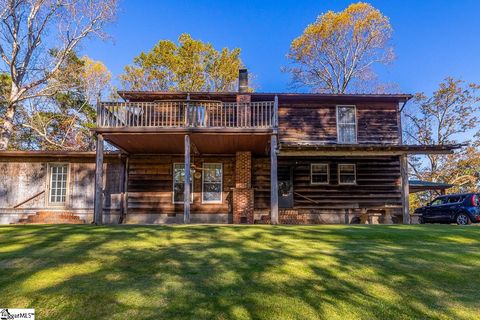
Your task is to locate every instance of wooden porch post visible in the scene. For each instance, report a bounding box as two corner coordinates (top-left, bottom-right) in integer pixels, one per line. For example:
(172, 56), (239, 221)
(270, 134), (279, 224)
(184, 134), (191, 223)
(400, 154), (410, 224)
(94, 133), (104, 225)
(119, 156), (129, 224)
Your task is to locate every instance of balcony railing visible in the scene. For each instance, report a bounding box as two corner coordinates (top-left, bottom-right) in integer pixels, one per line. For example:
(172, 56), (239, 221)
(97, 100), (277, 129)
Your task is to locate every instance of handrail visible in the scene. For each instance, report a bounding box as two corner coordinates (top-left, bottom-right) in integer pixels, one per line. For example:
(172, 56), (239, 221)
(13, 190), (45, 208)
(98, 100), (277, 129)
(294, 191), (320, 204)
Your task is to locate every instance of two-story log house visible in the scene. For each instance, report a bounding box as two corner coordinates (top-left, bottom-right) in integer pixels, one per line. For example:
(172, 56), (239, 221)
(0, 69), (458, 224)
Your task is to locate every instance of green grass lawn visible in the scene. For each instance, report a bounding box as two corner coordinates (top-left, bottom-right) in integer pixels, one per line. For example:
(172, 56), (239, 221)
(0, 225), (479, 320)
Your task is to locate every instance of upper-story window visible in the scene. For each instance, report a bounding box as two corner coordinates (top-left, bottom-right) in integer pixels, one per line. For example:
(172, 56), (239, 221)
(337, 106), (357, 144)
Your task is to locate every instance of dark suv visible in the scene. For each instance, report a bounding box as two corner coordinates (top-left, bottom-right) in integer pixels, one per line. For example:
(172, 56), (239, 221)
(415, 193), (480, 225)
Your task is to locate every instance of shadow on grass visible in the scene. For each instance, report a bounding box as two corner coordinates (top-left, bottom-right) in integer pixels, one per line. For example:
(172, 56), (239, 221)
(0, 224), (479, 319)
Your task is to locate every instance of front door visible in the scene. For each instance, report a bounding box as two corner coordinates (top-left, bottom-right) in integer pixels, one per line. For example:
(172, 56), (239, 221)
(278, 165), (293, 208)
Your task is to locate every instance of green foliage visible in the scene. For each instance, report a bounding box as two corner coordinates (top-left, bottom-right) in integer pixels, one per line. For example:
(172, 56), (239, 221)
(121, 33), (244, 92)
(0, 73), (11, 101)
(15, 52), (110, 151)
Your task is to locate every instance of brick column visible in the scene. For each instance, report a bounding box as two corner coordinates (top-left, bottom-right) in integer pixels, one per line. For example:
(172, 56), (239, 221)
(233, 151), (254, 224)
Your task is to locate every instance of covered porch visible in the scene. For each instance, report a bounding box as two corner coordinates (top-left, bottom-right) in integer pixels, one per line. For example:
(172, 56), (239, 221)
(92, 97), (280, 224)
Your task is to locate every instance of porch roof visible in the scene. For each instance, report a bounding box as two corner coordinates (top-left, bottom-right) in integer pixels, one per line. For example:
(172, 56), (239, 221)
(278, 143), (463, 156)
(409, 180), (454, 193)
(0, 150), (121, 158)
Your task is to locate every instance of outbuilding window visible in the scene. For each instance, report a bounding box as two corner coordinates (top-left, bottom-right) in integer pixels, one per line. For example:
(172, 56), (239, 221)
(338, 164), (356, 185)
(311, 163), (329, 185)
(202, 163), (222, 203)
(48, 164), (69, 205)
(173, 163), (193, 203)
(337, 106), (357, 143)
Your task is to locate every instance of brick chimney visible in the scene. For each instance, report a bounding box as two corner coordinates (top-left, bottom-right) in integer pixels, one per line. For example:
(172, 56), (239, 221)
(237, 69), (251, 104)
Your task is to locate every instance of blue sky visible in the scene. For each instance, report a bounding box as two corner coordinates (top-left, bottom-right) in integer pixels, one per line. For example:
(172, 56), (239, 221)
(84, 0), (480, 95)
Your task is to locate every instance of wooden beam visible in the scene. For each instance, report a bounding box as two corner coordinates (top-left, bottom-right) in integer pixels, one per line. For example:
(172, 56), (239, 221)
(274, 95), (279, 128)
(95, 127), (274, 134)
(119, 156), (129, 224)
(400, 154), (410, 224)
(184, 134), (191, 223)
(94, 134), (104, 225)
(270, 134), (279, 224)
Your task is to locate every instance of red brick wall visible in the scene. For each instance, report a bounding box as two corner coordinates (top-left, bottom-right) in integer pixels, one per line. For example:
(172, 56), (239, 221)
(235, 151), (251, 189)
(233, 151), (254, 223)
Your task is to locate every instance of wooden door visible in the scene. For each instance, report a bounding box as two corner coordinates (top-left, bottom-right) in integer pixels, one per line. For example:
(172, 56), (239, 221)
(278, 165), (293, 208)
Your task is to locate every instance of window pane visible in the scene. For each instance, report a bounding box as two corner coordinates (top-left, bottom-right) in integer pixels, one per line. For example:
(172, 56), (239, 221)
(339, 164), (356, 184)
(49, 164), (68, 204)
(339, 174), (356, 184)
(203, 184), (221, 202)
(173, 164), (185, 183)
(173, 163), (193, 203)
(338, 124), (356, 143)
(311, 164), (327, 173)
(312, 174), (328, 184)
(311, 163), (329, 184)
(203, 163), (222, 202)
(337, 106), (356, 143)
(338, 107), (355, 124)
(203, 163), (222, 182)
(340, 164), (355, 173)
(173, 182), (185, 202)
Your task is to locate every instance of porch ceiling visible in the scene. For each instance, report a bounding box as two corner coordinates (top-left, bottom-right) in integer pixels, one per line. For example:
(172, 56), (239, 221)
(103, 132), (271, 155)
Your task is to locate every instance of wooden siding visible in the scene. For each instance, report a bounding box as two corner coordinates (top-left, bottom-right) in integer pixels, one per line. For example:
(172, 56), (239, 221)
(127, 156), (234, 215)
(278, 101), (400, 145)
(252, 158), (271, 210)
(253, 156), (402, 210)
(0, 157), (122, 217)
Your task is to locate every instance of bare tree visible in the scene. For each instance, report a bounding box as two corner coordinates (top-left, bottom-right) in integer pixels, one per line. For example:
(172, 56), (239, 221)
(0, 0), (117, 150)
(404, 77), (480, 181)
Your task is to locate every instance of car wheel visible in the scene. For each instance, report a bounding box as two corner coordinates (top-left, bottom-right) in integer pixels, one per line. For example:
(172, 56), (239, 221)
(456, 213), (471, 225)
(419, 216), (425, 224)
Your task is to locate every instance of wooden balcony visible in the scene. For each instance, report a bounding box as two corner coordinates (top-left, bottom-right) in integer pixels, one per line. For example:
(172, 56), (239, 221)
(97, 100), (277, 131)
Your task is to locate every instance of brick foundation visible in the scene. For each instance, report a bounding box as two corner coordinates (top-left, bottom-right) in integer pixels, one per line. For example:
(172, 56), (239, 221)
(233, 151), (254, 223)
(17, 211), (86, 224)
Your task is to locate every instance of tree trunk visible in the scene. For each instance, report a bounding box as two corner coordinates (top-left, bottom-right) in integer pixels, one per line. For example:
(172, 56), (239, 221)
(0, 84), (21, 150)
(0, 103), (16, 150)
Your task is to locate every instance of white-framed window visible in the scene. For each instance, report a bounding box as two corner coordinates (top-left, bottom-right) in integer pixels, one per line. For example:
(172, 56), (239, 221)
(310, 163), (329, 185)
(202, 163), (223, 203)
(337, 105), (357, 143)
(48, 163), (69, 206)
(338, 164), (356, 185)
(172, 163), (193, 204)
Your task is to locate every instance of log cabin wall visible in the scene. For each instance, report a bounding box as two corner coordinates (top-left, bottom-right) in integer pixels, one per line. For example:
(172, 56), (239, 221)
(0, 155), (122, 224)
(253, 156), (403, 224)
(278, 101), (400, 145)
(126, 155), (235, 224)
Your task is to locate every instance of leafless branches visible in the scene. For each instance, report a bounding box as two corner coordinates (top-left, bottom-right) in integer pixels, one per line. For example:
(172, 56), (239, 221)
(0, 0), (117, 149)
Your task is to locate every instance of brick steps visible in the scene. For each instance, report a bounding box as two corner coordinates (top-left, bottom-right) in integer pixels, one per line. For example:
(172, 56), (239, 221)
(17, 211), (86, 224)
(255, 211), (307, 225)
